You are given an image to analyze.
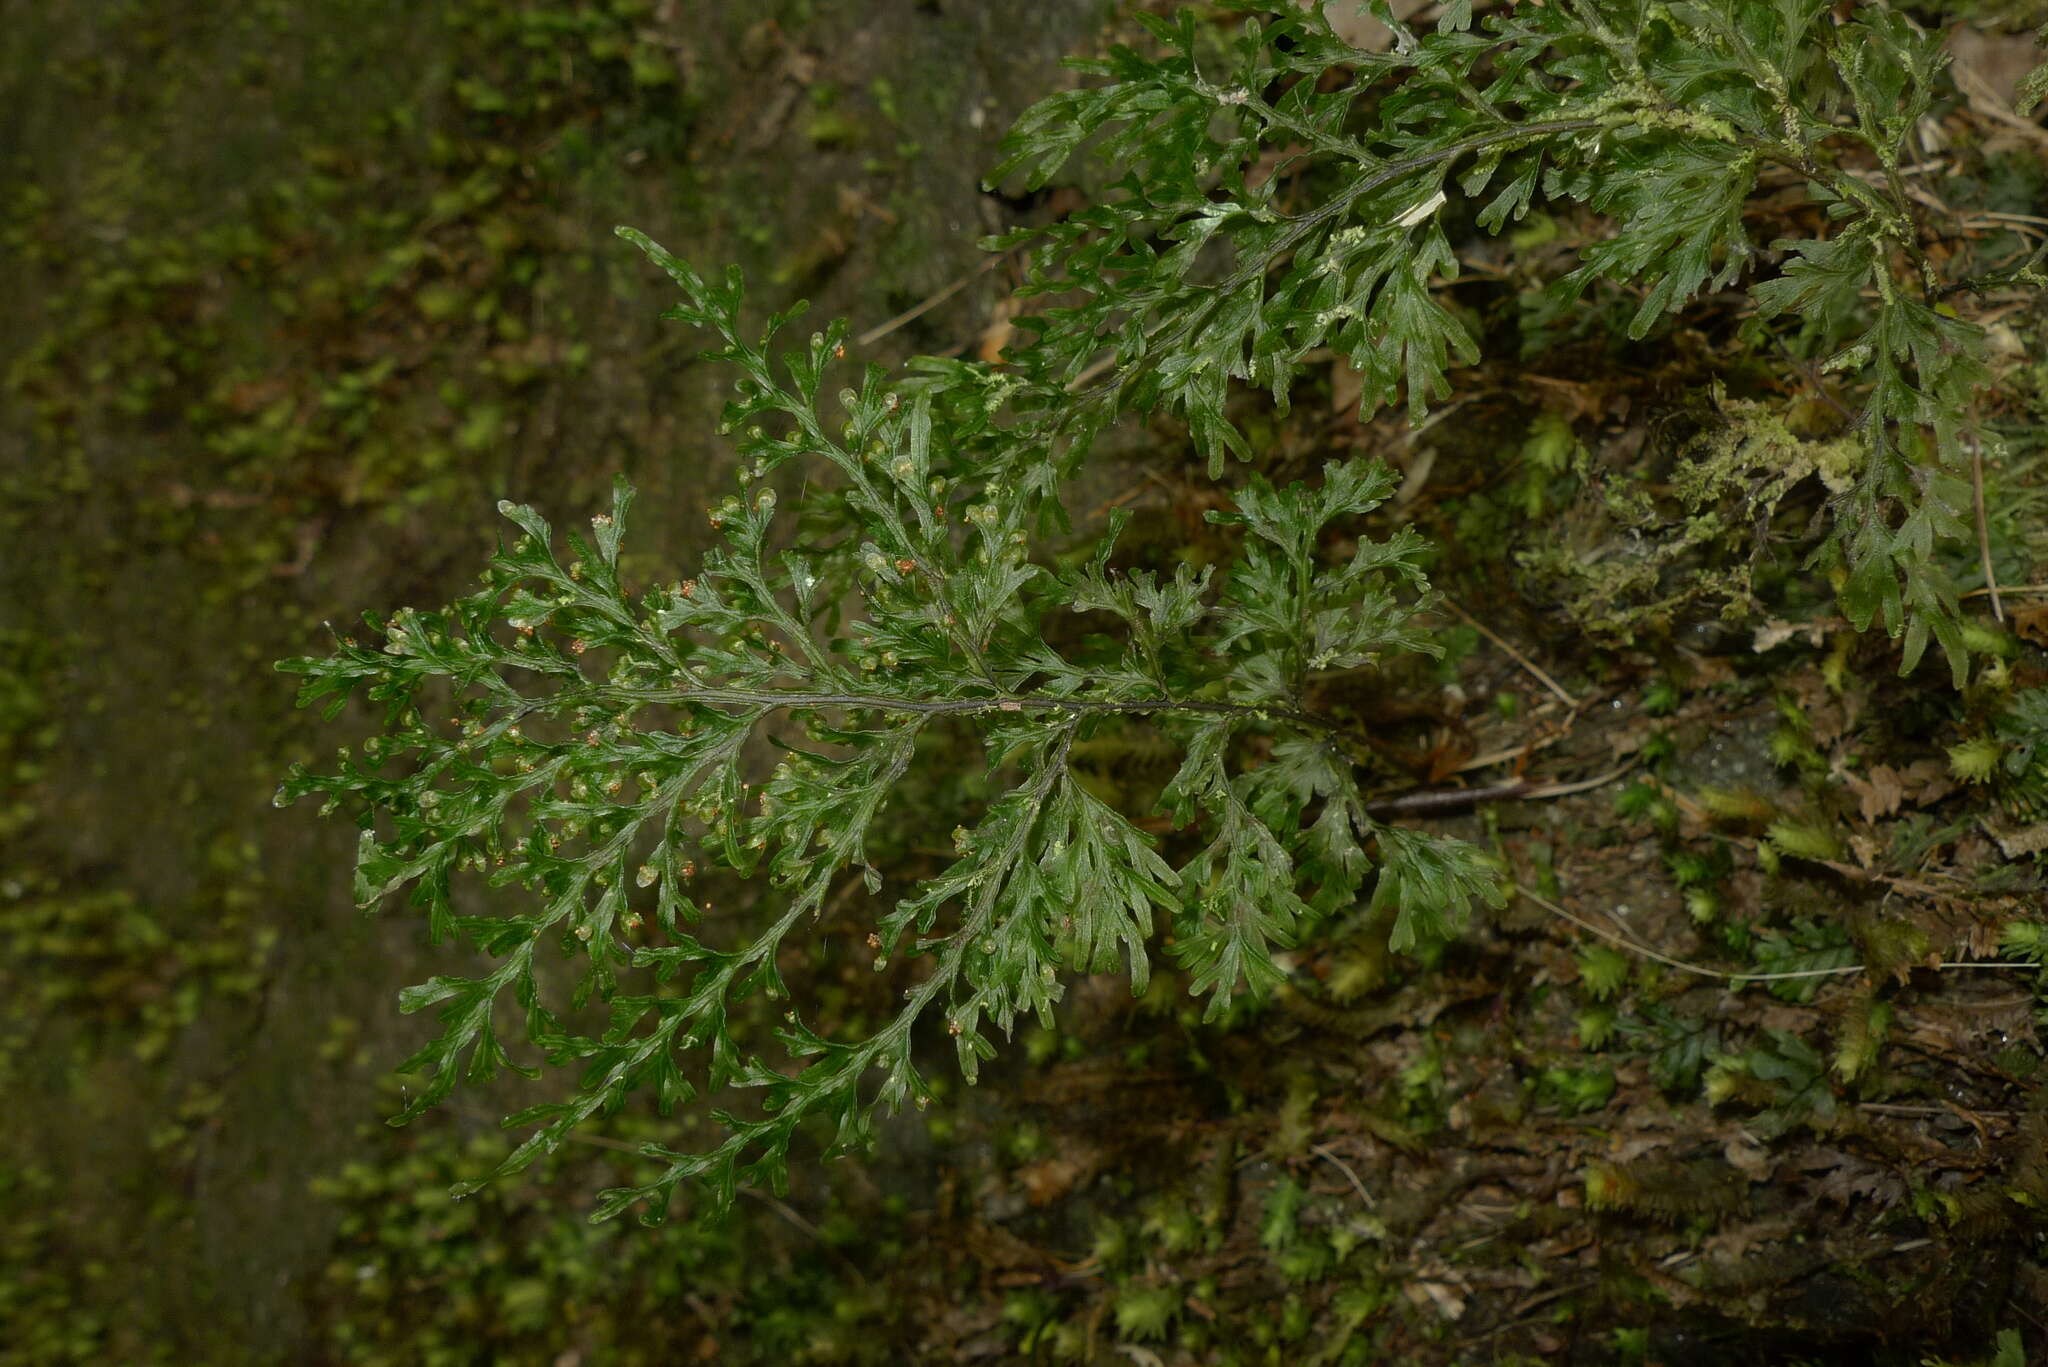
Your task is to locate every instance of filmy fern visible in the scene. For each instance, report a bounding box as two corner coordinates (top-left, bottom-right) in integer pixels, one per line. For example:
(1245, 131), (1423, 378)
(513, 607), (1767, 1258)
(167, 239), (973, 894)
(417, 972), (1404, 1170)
(276, 242), (1496, 1220)
(990, 0), (2011, 679)
(281, 0), (2024, 1219)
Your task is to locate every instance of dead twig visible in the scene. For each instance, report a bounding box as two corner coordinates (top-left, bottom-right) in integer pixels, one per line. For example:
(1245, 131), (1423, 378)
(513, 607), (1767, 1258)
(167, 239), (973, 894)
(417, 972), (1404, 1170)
(1858, 1102), (2018, 1118)
(1970, 435), (2004, 622)
(1368, 781), (1533, 816)
(1521, 765), (1633, 803)
(1364, 763), (1631, 817)
(1452, 1279), (1595, 1350)
(1449, 698), (1590, 775)
(1452, 733), (1563, 774)
(1068, 351), (1117, 392)
(855, 252), (1008, 349)
(1312, 1142), (1377, 1209)
(1512, 882), (2023, 984)
(1438, 596), (1578, 709)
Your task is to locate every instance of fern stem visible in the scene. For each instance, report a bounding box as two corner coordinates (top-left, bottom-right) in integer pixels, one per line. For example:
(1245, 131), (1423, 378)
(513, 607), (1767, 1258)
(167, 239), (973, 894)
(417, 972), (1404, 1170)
(627, 723), (1078, 1216)
(603, 683), (1345, 733)
(1071, 116), (1608, 405)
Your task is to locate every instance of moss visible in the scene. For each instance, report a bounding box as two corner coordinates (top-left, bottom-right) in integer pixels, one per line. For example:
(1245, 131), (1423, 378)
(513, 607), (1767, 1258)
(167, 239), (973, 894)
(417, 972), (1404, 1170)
(1514, 393), (1867, 645)
(304, 1117), (905, 1365)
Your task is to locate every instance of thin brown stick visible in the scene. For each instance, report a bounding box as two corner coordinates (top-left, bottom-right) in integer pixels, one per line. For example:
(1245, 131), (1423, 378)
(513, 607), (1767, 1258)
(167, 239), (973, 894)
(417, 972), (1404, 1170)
(1439, 596), (1578, 708)
(1860, 1102), (2019, 1118)
(1452, 734), (1562, 773)
(1451, 700), (1585, 774)
(2010, 1295), (2048, 1337)
(1512, 882), (2023, 983)
(1067, 351), (1117, 392)
(1970, 436), (2004, 622)
(855, 253), (1007, 348)
(1364, 782), (1525, 816)
(1365, 764), (1631, 817)
(1312, 1142), (1377, 1209)
(1521, 765), (1632, 802)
